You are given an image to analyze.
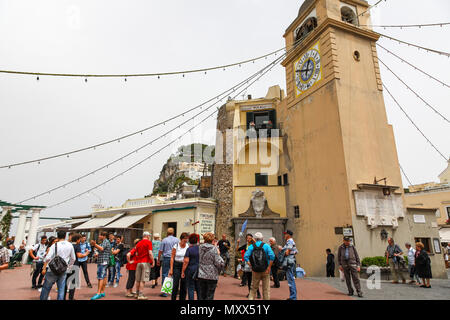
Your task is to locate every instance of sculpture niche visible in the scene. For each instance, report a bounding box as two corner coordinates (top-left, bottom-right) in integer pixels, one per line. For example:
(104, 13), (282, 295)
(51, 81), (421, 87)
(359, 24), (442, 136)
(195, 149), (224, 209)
(239, 189), (280, 218)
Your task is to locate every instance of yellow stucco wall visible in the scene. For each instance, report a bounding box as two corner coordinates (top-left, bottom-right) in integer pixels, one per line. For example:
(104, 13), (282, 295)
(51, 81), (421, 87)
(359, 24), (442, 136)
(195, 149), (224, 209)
(405, 189), (450, 225)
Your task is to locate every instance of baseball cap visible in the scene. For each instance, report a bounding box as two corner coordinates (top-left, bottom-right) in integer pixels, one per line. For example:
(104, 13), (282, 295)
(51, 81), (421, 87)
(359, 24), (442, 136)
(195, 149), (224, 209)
(283, 230), (293, 236)
(343, 236), (350, 241)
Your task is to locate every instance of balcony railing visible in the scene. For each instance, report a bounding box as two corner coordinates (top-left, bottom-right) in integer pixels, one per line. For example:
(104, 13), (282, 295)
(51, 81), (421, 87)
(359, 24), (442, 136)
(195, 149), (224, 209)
(236, 125), (283, 138)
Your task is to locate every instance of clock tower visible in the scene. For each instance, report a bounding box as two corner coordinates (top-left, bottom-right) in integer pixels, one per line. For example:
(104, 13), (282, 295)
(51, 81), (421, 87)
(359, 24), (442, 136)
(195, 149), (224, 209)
(279, 0), (411, 276)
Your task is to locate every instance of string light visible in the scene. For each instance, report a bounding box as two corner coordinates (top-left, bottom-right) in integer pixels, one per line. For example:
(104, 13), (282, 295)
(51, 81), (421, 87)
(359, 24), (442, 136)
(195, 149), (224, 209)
(0, 46), (286, 79)
(1, 36), (299, 170)
(399, 163), (413, 186)
(16, 52), (287, 205)
(377, 44), (450, 88)
(383, 84), (447, 161)
(377, 58), (450, 124)
(361, 22), (450, 29)
(378, 32), (450, 57)
(358, 0), (385, 17)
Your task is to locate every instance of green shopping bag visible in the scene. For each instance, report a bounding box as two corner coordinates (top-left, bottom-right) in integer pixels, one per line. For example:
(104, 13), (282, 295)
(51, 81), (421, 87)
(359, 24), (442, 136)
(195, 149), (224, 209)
(161, 276), (173, 295)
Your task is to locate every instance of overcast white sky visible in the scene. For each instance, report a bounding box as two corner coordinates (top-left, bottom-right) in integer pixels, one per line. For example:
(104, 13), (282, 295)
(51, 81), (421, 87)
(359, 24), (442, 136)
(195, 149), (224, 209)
(1, 0), (449, 233)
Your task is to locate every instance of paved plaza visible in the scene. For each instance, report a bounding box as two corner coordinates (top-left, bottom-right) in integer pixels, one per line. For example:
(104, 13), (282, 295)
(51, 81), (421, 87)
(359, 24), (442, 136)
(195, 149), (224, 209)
(0, 264), (351, 300)
(1, 264), (449, 300)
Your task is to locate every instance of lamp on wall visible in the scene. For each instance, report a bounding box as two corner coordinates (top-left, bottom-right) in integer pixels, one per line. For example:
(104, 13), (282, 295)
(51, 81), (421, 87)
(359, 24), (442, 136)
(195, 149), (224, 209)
(380, 229), (388, 240)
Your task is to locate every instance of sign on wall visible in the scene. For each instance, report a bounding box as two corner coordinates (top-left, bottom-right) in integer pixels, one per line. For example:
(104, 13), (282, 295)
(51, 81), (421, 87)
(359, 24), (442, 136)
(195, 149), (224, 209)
(413, 214), (426, 224)
(343, 228), (353, 236)
(198, 213), (215, 234)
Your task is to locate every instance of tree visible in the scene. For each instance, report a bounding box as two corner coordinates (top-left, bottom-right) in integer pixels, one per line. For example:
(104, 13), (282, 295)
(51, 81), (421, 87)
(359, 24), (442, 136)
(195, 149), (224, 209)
(0, 209), (12, 245)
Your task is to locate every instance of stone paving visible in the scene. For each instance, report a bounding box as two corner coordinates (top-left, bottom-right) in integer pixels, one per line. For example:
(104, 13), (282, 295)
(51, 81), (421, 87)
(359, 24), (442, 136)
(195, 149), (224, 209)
(2, 263), (448, 300)
(0, 263), (351, 300)
(307, 269), (450, 300)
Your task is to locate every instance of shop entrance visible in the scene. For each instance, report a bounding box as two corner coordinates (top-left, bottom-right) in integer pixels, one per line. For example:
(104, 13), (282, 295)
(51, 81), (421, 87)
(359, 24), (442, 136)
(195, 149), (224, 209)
(162, 222), (177, 238)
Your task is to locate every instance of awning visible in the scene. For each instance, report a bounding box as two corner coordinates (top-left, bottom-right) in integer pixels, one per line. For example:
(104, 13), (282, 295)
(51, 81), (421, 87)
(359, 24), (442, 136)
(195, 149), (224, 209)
(38, 218), (90, 231)
(73, 213), (125, 230)
(439, 228), (450, 243)
(102, 213), (147, 229)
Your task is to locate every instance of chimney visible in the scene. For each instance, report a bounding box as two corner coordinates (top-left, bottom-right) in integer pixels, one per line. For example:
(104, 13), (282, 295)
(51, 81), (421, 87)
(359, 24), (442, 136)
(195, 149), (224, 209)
(247, 94), (252, 100)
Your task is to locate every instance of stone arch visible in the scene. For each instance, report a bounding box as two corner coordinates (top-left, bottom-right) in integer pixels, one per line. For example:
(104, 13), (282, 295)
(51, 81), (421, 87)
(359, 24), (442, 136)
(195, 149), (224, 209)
(294, 17), (318, 45)
(341, 6), (358, 26)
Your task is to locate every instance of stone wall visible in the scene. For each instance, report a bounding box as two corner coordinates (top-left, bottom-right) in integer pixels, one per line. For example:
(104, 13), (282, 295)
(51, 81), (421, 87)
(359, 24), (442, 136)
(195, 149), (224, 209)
(212, 104), (236, 274)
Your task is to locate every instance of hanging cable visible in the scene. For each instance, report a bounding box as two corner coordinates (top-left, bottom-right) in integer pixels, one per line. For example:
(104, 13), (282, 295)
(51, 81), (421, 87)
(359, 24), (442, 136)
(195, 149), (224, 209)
(1, 36), (311, 170)
(399, 163), (413, 186)
(361, 22), (450, 29)
(43, 52), (286, 209)
(15, 54), (282, 204)
(377, 57), (450, 124)
(383, 84), (447, 161)
(377, 32), (450, 57)
(376, 44), (450, 88)
(358, 0), (385, 17)
(0, 55), (276, 169)
(0, 46), (285, 79)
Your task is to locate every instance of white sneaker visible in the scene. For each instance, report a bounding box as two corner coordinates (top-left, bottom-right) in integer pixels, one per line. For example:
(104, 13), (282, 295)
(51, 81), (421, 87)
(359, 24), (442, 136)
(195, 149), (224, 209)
(106, 283), (110, 288)
(113, 283), (118, 288)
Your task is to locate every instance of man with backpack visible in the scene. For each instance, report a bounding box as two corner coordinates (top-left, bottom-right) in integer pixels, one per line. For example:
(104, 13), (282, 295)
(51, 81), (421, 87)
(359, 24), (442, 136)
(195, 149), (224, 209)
(244, 232), (275, 300)
(40, 231), (75, 300)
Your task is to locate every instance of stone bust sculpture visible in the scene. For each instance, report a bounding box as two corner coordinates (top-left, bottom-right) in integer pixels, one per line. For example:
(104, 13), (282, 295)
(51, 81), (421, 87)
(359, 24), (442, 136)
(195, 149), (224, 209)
(251, 189), (266, 218)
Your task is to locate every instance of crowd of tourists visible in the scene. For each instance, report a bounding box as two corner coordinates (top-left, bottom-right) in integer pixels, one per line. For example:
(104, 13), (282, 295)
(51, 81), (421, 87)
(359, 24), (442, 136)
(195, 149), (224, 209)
(327, 236), (439, 297)
(3, 228), (448, 300)
(3, 227), (298, 300)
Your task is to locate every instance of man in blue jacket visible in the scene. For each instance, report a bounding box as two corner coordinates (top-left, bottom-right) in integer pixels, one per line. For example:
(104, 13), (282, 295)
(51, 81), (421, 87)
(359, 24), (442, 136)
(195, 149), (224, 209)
(244, 232), (275, 300)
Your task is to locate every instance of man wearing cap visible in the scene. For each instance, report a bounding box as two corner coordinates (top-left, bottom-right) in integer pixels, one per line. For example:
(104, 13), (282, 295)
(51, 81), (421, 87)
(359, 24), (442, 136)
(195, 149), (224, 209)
(282, 230), (298, 300)
(134, 231), (154, 300)
(338, 236), (363, 297)
(244, 232), (275, 300)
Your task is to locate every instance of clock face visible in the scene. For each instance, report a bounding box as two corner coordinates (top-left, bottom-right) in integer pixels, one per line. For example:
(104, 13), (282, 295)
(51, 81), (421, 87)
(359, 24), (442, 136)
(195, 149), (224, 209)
(294, 42), (322, 96)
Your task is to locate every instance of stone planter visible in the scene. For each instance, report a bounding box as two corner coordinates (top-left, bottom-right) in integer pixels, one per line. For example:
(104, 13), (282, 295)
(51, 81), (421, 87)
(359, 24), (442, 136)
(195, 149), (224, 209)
(359, 266), (391, 280)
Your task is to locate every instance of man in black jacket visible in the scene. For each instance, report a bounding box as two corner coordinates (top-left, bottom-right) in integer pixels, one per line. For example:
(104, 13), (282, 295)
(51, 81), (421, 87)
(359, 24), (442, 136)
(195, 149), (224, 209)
(337, 237), (363, 297)
(326, 248), (335, 277)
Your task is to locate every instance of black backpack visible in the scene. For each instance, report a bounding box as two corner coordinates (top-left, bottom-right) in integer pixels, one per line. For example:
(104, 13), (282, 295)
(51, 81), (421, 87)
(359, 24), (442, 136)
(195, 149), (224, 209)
(121, 248), (130, 266)
(48, 243), (68, 276)
(249, 242), (269, 272)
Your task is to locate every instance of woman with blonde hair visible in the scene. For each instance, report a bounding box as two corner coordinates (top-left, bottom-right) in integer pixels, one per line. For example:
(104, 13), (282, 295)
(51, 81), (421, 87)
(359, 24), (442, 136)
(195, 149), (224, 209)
(197, 232), (224, 300)
(415, 242), (432, 288)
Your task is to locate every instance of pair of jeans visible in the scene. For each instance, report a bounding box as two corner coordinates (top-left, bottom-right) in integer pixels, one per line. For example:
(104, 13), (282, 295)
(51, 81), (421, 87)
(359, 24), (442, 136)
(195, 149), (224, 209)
(186, 268), (198, 300)
(108, 264), (116, 284)
(197, 279), (217, 300)
(408, 265), (420, 282)
(40, 270), (67, 300)
(171, 261), (187, 300)
(64, 269), (77, 300)
(161, 256), (171, 286)
(126, 270), (136, 290)
(115, 261), (121, 283)
(78, 261), (91, 285)
(32, 261), (44, 287)
(286, 264), (297, 300)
